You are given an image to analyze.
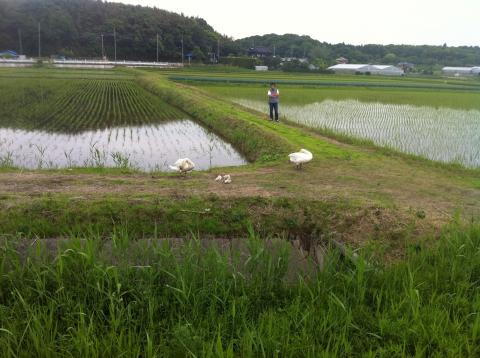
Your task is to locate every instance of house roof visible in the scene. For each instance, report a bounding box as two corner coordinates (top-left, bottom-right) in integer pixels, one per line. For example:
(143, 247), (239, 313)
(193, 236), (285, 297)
(248, 47), (271, 54)
(0, 50), (18, 56)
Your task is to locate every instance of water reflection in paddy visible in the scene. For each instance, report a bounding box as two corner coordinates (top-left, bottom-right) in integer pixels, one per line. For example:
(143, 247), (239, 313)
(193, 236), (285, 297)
(0, 119), (248, 171)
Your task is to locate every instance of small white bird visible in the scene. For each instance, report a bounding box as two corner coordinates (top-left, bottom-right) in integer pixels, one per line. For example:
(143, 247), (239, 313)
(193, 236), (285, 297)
(288, 149), (313, 169)
(214, 174), (232, 184)
(223, 174), (232, 184)
(169, 158), (195, 176)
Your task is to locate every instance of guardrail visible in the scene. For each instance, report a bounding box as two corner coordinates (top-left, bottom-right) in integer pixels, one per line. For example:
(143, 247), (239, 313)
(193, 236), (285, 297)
(52, 60), (183, 69)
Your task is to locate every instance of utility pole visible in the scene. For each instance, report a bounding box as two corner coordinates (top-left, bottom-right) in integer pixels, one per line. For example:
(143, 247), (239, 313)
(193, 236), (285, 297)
(113, 26), (117, 62)
(38, 22), (41, 58)
(217, 38), (220, 62)
(101, 34), (105, 59)
(181, 34), (184, 64)
(18, 29), (23, 55)
(273, 44), (276, 57)
(156, 33), (159, 62)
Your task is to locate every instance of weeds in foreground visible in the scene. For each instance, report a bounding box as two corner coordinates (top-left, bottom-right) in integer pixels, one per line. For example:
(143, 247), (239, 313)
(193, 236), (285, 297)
(0, 223), (479, 356)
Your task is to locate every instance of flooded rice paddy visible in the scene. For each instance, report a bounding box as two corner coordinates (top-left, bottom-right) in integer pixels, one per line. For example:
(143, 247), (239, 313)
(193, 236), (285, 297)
(237, 99), (480, 168)
(0, 119), (248, 171)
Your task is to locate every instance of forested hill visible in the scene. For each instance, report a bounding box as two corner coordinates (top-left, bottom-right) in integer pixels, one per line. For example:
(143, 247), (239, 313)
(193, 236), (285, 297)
(1, 0), (479, 68)
(0, 0), (223, 61)
(235, 34), (480, 68)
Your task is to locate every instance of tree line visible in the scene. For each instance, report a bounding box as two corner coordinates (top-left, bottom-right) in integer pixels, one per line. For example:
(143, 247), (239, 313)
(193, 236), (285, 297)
(0, 0), (223, 61)
(1, 0), (478, 70)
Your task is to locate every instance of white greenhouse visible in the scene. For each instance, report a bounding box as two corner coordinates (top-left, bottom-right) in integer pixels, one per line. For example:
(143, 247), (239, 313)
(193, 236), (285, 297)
(442, 66), (480, 77)
(328, 64), (404, 76)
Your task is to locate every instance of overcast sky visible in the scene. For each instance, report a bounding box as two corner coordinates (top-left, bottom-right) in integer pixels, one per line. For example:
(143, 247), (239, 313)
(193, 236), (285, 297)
(115, 0), (479, 46)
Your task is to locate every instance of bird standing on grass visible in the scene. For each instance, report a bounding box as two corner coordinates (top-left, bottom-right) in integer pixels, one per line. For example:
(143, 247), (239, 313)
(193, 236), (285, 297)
(169, 158), (195, 176)
(288, 149), (313, 169)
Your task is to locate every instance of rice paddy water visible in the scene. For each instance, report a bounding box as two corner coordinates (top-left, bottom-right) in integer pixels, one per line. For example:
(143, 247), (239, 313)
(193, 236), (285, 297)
(236, 98), (480, 168)
(0, 120), (247, 171)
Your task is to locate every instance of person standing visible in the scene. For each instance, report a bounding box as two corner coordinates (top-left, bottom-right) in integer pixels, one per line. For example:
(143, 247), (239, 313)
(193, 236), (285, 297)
(267, 82), (280, 122)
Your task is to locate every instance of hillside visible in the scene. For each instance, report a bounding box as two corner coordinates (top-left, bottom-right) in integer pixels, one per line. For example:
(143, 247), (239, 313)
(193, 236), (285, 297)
(0, 0), (223, 61)
(235, 34), (480, 69)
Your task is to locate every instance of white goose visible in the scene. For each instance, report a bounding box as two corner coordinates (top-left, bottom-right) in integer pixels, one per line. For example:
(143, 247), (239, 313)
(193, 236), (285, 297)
(169, 158), (195, 176)
(288, 149), (313, 169)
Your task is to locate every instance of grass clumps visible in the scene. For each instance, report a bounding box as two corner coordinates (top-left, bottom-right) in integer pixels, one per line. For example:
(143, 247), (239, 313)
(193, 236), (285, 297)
(1, 223), (479, 356)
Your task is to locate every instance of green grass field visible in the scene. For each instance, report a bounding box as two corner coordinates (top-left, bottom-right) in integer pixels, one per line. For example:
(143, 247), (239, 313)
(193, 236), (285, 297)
(164, 67), (480, 93)
(1, 67), (480, 356)
(194, 83), (480, 110)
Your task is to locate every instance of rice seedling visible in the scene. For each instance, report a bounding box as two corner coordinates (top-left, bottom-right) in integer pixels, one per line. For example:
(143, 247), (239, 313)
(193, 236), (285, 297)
(111, 151), (132, 169)
(236, 98), (480, 168)
(0, 151), (14, 168)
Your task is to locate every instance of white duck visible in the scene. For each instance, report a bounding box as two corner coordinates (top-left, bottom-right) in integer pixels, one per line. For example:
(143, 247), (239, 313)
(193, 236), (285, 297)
(288, 149), (313, 169)
(169, 158), (195, 176)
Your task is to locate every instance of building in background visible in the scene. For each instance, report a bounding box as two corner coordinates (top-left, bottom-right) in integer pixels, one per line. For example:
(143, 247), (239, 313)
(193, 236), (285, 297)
(397, 62), (415, 73)
(0, 50), (19, 59)
(335, 57), (348, 64)
(442, 66), (480, 77)
(328, 64), (404, 76)
(248, 47), (272, 58)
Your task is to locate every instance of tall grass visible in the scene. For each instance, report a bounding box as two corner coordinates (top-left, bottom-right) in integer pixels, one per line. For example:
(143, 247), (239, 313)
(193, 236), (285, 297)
(1, 223), (479, 356)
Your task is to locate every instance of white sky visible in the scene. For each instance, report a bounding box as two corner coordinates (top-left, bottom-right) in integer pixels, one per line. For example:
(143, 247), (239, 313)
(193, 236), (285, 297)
(115, 0), (479, 46)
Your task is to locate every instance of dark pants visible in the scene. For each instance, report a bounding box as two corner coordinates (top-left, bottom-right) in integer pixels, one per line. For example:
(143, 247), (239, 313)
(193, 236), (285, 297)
(269, 102), (279, 121)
